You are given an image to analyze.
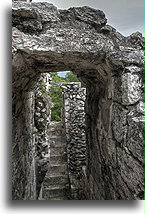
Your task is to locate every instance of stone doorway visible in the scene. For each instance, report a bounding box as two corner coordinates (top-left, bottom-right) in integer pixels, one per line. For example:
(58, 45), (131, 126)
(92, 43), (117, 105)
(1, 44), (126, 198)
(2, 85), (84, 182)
(12, 1), (143, 200)
(35, 72), (87, 200)
(36, 73), (87, 199)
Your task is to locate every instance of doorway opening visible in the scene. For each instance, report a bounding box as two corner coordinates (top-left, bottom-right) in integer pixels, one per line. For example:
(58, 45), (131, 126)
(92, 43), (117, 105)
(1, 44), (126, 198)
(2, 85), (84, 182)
(34, 70), (86, 199)
(50, 71), (80, 122)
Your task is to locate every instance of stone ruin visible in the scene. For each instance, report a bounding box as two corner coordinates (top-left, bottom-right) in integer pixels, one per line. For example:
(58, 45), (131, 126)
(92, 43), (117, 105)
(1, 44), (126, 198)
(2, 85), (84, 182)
(36, 80), (86, 200)
(12, 0), (144, 200)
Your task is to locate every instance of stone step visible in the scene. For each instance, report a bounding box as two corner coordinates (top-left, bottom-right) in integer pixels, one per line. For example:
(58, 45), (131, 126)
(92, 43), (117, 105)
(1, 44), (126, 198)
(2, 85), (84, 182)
(50, 154), (67, 163)
(49, 137), (66, 147)
(50, 136), (66, 141)
(44, 173), (69, 186)
(48, 164), (67, 174)
(49, 196), (69, 200)
(50, 147), (66, 156)
(54, 143), (66, 148)
(43, 185), (70, 198)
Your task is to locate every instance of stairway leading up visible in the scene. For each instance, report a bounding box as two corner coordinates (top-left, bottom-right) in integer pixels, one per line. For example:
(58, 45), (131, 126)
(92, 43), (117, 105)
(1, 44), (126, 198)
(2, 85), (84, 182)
(39, 122), (70, 200)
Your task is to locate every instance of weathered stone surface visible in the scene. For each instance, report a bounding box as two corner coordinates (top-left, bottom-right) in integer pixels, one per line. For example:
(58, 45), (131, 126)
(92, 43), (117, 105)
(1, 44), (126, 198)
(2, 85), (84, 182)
(34, 74), (52, 198)
(39, 120), (70, 200)
(12, 91), (37, 200)
(126, 32), (143, 49)
(12, 2), (60, 33)
(112, 103), (128, 142)
(121, 73), (142, 105)
(61, 83), (86, 199)
(12, 1), (143, 200)
(60, 7), (107, 29)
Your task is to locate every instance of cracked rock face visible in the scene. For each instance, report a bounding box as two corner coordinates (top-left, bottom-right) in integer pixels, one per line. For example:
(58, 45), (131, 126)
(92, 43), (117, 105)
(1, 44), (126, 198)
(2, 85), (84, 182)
(12, 1), (143, 200)
(62, 83), (86, 199)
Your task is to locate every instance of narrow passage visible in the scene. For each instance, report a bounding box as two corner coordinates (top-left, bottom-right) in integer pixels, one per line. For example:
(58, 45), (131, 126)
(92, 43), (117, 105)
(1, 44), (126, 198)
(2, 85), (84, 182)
(39, 121), (70, 200)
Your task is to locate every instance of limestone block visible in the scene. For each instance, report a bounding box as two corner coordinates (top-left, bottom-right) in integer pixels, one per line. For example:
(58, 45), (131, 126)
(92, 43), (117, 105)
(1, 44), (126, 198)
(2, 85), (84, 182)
(121, 73), (141, 105)
(112, 103), (128, 142)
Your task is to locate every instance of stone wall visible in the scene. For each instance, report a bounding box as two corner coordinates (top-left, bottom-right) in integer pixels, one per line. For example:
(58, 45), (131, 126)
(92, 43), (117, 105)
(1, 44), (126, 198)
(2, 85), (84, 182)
(83, 66), (144, 199)
(34, 74), (52, 198)
(49, 82), (86, 199)
(12, 71), (52, 199)
(12, 1), (144, 200)
(62, 83), (86, 199)
(12, 91), (37, 200)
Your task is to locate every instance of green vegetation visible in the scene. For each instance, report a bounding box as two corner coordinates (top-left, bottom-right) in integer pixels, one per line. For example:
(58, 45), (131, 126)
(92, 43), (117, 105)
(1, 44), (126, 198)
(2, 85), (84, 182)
(50, 71), (79, 121)
(65, 71), (79, 82)
(50, 86), (63, 121)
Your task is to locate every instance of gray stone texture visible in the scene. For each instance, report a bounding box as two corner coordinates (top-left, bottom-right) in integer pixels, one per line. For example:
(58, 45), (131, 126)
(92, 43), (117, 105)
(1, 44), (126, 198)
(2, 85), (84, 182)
(34, 74), (52, 198)
(62, 83), (86, 199)
(39, 121), (70, 200)
(12, 1), (143, 200)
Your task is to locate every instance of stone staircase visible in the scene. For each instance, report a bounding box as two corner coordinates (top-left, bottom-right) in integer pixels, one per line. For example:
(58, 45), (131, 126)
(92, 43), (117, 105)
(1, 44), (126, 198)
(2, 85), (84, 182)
(39, 122), (70, 200)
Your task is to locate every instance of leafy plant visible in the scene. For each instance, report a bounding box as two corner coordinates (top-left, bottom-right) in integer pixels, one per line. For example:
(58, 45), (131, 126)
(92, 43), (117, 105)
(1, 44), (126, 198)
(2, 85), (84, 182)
(50, 86), (63, 121)
(65, 71), (79, 82)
